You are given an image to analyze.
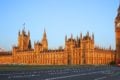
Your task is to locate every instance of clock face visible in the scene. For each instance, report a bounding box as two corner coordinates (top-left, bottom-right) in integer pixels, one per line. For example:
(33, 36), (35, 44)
(117, 23), (120, 27)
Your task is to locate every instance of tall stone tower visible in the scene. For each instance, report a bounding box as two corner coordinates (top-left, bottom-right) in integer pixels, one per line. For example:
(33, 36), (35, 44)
(115, 5), (120, 64)
(18, 28), (31, 50)
(41, 29), (48, 50)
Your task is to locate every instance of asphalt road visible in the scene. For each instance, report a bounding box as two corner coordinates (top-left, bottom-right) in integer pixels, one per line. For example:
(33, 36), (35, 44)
(0, 65), (120, 80)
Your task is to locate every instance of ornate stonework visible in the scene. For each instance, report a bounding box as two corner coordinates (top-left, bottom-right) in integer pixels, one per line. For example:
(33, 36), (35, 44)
(1, 5), (120, 65)
(115, 5), (120, 64)
(0, 29), (115, 65)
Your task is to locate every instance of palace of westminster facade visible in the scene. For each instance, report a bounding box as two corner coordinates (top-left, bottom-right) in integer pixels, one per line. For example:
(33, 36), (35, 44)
(0, 5), (120, 65)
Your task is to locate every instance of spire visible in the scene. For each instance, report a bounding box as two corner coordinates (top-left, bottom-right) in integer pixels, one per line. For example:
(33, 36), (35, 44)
(23, 23), (25, 31)
(41, 28), (48, 50)
(42, 28), (47, 40)
(28, 30), (30, 37)
(65, 35), (67, 41)
(71, 33), (73, 39)
(118, 1), (120, 13)
(80, 33), (82, 39)
(76, 35), (79, 41)
(87, 31), (89, 36)
(43, 28), (46, 38)
(92, 33), (94, 40)
(18, 30), (20, 36)
(109, 45), (111, 50)
(22, 23), (26, 35)
(117, 1), (120, 18)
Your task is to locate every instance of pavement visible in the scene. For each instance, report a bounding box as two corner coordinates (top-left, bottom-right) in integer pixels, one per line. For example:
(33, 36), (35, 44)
(0, 65), (120, 80)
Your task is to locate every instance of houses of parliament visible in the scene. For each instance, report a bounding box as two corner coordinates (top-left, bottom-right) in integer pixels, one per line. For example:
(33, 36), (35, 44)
(1, 5), (120, 65)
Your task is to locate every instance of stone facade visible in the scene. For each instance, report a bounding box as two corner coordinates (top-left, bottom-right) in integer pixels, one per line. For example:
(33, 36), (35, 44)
(0, 29), (115, 65)
(0, 52), (12, 64)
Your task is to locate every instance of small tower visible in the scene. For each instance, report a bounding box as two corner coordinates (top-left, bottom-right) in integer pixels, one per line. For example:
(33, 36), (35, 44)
(80, 33), (82, 39)
(115, 4), (120, 64)
(18, 24), (32, 50)
(87, 31), (89, 37)
(92, 33), (94, 41)
(41, 28), (48, 50)
(76, 35), (79, 47)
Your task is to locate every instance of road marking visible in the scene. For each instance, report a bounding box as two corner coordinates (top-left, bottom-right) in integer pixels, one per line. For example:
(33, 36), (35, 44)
(8, 74), (40, 79)
(45, 71), (103, 80)
(94, 76), (106, 80)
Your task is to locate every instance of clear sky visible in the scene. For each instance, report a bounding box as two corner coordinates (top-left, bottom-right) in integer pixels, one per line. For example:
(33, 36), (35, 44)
(0, 0), (119, 51)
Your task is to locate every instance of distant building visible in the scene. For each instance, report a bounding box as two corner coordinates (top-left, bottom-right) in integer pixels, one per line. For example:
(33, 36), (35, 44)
(2, 5), (120, 65)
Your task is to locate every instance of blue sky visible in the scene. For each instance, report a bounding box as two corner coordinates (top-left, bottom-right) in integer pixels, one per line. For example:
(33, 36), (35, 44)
(0, 0), (119, 50)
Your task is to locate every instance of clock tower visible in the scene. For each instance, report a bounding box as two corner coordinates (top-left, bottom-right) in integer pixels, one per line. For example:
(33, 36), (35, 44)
(115, 4), (120, 64)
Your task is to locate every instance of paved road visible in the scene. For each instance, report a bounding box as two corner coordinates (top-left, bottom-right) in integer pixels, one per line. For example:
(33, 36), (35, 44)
(0, 65), (120, 80)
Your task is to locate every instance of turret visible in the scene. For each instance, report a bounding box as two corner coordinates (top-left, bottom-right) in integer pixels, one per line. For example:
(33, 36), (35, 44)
(34, 41), (43, 53)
